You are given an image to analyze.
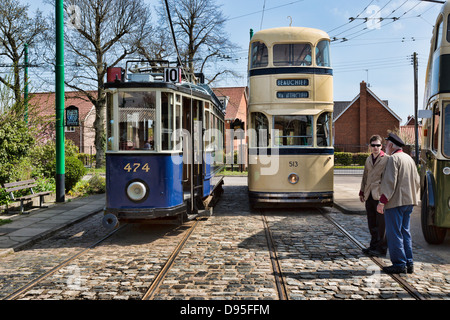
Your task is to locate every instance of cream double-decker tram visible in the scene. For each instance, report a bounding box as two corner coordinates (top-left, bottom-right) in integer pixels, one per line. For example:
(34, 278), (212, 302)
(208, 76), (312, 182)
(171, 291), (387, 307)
(247, 27), (334, 207)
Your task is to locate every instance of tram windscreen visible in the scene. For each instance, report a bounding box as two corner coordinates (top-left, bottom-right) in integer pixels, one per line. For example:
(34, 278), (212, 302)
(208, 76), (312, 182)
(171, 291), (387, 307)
(250, 41), (268, 68)
(317, 112), (331, 146)
(444, 103), (450, 158)
(274, 115), (312, 146)
(316, 40), (331, 67)
(118, 91), (156, 150)
(273, 44), (311, 66)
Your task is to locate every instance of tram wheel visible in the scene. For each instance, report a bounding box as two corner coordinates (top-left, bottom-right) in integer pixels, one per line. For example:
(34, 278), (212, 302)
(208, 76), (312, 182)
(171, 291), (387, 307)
(421, 191), (447, 244)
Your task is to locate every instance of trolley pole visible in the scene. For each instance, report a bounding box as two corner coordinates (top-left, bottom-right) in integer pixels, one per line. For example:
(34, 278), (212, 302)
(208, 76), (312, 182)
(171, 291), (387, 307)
(413, 52), (419, 165)
(55, 0), (65, 202)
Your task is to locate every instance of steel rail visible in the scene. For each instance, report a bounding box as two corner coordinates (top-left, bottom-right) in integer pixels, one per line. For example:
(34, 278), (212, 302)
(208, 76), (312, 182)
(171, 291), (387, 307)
(142, 219), (200, 300)
(261, 213), (289, 300)
(3, 222), (127, 300)
(321, 212), (426, 301)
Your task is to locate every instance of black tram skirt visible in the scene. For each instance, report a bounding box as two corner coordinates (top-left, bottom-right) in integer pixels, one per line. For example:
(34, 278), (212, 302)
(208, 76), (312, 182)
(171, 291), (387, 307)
(249, 191), (333, 208)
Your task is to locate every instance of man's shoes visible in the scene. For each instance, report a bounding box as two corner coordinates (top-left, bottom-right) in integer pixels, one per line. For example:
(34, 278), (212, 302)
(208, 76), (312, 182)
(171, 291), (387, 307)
(362, 247), (371, 254)
(367, 249), (386, 257)
(383, 265), (407, 274)
(407, 264), (414, 274)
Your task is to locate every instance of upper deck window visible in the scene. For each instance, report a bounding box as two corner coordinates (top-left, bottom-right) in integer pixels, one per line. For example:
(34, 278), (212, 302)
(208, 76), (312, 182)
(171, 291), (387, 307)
(250, 41), (268, 68)
(435, 19), (443, 51)
(316, 40), (331, 67)
(273, 43), (311, 66)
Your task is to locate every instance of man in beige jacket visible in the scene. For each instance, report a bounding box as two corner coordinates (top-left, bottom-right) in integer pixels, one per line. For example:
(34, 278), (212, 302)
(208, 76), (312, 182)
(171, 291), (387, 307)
(359, 135), (389, 257)
(377, 133), (420, 274)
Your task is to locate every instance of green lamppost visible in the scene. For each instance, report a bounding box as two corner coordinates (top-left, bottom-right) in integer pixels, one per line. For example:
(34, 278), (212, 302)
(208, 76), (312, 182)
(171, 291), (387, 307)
(55, 0), (65, 202)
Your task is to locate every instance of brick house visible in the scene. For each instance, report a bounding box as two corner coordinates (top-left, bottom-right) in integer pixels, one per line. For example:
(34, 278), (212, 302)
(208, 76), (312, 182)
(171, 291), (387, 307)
(212, 87), (248, 166)
(333, 81), (401, 152)
(29, 90), (98, 156)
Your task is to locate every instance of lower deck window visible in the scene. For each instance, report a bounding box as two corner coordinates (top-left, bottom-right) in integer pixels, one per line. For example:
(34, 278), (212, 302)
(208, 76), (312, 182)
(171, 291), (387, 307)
(274, 115), (312, 146)
(444, 103), (450, 158)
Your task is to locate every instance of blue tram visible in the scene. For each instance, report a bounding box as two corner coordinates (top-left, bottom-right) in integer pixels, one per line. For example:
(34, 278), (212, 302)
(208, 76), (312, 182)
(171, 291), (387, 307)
(102, 60), (225, 228)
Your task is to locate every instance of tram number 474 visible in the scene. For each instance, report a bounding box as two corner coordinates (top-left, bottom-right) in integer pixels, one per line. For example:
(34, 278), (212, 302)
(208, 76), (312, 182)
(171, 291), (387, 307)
(123, 162), (150, 173)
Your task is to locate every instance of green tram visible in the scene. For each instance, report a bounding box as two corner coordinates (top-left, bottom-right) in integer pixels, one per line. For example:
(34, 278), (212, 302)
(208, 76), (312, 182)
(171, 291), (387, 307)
(420, 1), (450, 244)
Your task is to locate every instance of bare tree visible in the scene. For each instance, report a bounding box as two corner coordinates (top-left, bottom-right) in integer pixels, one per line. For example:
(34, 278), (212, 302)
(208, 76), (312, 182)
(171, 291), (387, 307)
(44, 0), (153, 167)
(155, 0), (239, 85)
(0, 0), (47, 112)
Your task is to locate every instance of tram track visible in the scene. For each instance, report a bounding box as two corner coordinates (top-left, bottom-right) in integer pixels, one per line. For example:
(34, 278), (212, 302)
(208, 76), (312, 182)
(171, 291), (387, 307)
(3, 222), (128, 300)
(261, 213), (289, 300)
(320, 211), (426, 301)
(142, 218), (200, 300)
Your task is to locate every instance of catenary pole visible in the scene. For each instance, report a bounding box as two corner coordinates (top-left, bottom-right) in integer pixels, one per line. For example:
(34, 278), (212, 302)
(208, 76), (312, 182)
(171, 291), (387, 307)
(413, 52), (419, 165)
(55, 0), (65, 202)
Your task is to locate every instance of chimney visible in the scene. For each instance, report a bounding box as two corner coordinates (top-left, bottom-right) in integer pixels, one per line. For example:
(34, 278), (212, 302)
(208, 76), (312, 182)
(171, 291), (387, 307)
(359, 81), (367, 146)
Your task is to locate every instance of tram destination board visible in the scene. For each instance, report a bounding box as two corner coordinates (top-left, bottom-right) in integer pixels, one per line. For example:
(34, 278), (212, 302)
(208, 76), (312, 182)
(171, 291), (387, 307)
(276, 91), (309, 99)
(276, 79), (309, 86)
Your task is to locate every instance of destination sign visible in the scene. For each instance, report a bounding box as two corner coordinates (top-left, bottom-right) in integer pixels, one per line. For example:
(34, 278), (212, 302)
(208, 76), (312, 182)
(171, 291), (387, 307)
(277, 91), (309, 99)
(276, 79), (309, 86)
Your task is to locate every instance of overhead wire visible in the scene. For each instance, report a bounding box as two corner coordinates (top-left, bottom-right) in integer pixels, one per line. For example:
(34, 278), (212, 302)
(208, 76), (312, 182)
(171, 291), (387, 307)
(330, 0), (431, 42)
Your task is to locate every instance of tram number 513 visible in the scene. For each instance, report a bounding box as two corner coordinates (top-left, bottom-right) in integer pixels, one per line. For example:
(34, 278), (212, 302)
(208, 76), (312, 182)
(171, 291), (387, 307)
(123, 162), (150, 173)
(289, 161), (298, 167)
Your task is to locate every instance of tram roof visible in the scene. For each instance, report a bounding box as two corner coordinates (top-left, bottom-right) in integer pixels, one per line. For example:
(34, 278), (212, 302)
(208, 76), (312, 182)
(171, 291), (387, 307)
(250, 27), (330, 45)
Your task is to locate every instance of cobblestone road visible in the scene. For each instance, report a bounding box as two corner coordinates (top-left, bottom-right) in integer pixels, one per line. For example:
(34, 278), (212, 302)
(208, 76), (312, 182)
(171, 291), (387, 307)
(0, 177), (449, 300)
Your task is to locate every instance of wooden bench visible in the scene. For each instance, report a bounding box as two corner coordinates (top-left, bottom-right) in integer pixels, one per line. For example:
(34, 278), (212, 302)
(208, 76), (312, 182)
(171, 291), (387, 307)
(2, 179), (52, 214)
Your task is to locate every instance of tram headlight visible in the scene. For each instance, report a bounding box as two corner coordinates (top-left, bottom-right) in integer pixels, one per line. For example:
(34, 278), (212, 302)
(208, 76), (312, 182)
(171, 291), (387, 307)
(127, 181), (147, 201)
(288, 173), (299, 184)
(443, 167), (450, 175)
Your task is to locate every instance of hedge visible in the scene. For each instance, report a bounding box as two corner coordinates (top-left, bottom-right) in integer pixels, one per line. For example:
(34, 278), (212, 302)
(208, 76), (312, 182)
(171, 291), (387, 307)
(335, 152), (370, 166)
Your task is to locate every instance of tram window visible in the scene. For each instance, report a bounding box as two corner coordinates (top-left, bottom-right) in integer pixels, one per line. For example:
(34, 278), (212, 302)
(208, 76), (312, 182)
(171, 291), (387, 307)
(250, 41), (268, 68)
(447, 15), (450, 42)
(205, 110), (210, 149)
(273, 44), (311, 66)
(443, 103), (450, 157)
(317, 112), (331, 147)
(251, 112), (269, 147)
(106, 93), (113, 151)
(118, 91), (156, 151)
(432, 104), (440, 152)
(162, 92), (174, 150)
(316, 40), (331, 67)
(273, 115), (312, 146)
(435, 19), (443, 51)
(174, 103), (182, 150)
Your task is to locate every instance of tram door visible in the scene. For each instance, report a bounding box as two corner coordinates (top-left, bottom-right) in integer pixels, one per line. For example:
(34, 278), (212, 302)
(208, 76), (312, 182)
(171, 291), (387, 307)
(182, 97), (203, 197)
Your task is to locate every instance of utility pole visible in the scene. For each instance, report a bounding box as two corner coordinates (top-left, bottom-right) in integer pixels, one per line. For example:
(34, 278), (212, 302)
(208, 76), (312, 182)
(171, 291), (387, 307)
(55, 0), (65, 202)
(413, 52), (419, 165)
